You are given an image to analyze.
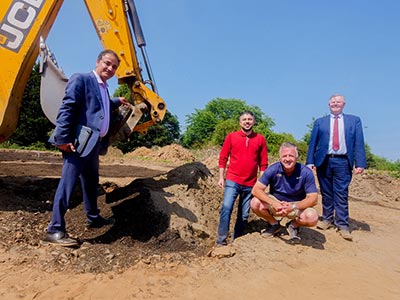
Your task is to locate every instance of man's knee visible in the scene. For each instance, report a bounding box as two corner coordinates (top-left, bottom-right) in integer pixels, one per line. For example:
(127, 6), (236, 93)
(250, 197), (260, 212)
(302, 207), (319, 226)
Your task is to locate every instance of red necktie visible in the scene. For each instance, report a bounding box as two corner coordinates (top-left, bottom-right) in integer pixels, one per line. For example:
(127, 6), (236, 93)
(333, 116), (339, 151)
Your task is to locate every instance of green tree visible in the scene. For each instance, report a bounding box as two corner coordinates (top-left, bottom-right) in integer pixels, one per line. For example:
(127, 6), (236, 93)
(183, 109), (218, 147)
(302, 118), (315, 145)
(210, 119), (238, 145)
(9, 63), (53, 147)
(365, 144), (376, 169)
(261, 129), (305, 162)
(182, 98), (274, 148)
(113, 83), (131, 99)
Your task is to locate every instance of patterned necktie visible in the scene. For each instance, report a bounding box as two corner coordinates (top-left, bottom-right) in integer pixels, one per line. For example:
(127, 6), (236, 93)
(333, 116), (339, 151)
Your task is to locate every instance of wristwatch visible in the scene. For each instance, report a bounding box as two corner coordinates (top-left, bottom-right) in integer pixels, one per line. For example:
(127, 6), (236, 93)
(292, 203), (299, 217)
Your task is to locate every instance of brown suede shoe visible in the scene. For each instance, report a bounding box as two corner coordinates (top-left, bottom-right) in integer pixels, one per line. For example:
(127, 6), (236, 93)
(316, 220), (333, 230)
(338, 229), (353, 241)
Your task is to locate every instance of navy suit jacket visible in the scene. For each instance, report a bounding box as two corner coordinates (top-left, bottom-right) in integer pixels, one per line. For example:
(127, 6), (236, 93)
(306, 114), (367, 168)
(52, 72), (121, 157)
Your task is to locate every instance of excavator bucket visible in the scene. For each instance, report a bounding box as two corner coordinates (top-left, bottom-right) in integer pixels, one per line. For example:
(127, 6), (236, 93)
(39, 41), (67, 125)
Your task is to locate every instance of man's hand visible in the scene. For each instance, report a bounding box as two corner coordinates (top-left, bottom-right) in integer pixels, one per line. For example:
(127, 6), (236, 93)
(272, 200), (287, 216)
(280, 202), (291, 215)
(218, 168), (226, 189)
(118, 96), (129, 106)
(354, 167), (364, 174)
(57, 143), (76, 153)
(218, 177), (225, 189)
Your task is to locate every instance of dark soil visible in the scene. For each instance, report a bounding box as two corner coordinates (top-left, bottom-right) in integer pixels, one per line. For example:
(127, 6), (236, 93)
(0, 149), (211, 274)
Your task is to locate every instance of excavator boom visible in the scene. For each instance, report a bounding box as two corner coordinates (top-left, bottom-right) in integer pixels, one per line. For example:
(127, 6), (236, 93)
(0, 0), (63, 142)
(0, 0), (166, 143)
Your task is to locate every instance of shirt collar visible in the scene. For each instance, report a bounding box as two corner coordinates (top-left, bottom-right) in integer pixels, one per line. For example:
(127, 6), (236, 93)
(331, 113), (343, 119)
(92, 70), (108, 86)
(239, 130), (255, 137)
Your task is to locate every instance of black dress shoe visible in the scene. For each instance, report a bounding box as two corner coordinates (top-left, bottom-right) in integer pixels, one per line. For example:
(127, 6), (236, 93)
(43, 232), (79, 247)
(86, 216), (115, 229)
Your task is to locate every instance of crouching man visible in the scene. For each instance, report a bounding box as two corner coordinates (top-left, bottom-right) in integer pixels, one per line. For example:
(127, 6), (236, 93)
(251, 142), (319, 243)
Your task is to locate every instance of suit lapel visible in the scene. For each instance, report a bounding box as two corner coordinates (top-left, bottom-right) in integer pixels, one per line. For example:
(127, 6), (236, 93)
(322, 115), (331, 148)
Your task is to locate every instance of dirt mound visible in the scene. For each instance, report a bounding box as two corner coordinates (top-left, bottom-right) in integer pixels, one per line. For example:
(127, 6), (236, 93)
(0, 147), (222, 273)
(0, 146), (400, 278)
(349, 172), (400, 209)
(127, 144), (196, 163)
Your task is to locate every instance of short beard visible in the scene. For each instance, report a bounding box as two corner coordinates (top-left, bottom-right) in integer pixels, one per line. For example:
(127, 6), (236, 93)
(241, 126), (253, 134)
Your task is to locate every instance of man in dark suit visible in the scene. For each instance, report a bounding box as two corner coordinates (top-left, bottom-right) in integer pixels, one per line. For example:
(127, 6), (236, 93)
(44, 49), (128, 246)
(306, 94), (366, 241)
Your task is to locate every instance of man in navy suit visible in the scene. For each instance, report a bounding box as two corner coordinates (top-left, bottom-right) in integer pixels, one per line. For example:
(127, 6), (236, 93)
(44, 49), (128, 246)
(306, 94), (366, 241)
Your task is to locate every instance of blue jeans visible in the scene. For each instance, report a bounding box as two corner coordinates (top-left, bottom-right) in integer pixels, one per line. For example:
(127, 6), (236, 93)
(217, 180), (253, 245)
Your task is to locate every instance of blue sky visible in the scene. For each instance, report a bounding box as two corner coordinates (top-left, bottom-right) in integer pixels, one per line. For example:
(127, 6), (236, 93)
(45, 1), (399, 161)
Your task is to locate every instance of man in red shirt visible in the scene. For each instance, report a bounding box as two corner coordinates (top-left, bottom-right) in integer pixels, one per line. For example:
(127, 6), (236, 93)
(216, 111), (268, 246)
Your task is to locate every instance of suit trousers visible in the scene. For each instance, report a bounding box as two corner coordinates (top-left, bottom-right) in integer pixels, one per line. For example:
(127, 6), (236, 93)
(316, 156), (352, 230)
(48, 141), (101, 234)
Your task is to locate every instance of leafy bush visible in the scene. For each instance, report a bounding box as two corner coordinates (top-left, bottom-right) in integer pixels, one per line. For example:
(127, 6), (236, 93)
(182, 98), (274, 148)
(7, 64), (54, 148)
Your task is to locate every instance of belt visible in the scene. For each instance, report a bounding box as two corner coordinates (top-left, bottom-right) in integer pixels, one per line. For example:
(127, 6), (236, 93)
(327, 154), (347, 158)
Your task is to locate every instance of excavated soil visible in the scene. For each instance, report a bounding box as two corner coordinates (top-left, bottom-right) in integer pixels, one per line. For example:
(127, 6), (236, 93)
(0, 145), (222, 273)
(0, 145), (399, 299)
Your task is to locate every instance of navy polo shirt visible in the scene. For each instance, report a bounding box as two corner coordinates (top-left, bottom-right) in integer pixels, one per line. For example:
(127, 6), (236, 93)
(258, 162), (317, 202)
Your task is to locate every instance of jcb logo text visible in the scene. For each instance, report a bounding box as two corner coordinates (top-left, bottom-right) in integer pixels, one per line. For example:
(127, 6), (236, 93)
(0, 0), (44, 52)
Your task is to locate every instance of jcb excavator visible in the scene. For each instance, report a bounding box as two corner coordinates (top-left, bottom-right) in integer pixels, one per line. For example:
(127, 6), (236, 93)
(0, 0), (166, 143)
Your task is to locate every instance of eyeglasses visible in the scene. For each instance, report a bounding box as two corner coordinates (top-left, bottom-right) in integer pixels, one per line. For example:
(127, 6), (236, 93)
(101, 59), (118, 70)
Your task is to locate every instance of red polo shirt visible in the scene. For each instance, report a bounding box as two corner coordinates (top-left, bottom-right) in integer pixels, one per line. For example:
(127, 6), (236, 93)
(219, 130), (268, 186)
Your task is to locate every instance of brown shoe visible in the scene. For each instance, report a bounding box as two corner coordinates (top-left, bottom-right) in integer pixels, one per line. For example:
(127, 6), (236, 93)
(316, 220), (333, 230)
(207, 244), (236, 258)
(339, 229), (353, 241)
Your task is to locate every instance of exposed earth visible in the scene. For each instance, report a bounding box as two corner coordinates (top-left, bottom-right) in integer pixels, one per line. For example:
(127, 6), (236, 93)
(0, 145), (399, 299)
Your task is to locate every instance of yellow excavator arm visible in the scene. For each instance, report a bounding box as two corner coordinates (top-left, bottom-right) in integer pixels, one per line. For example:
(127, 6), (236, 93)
(0, 0), (166, 143)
